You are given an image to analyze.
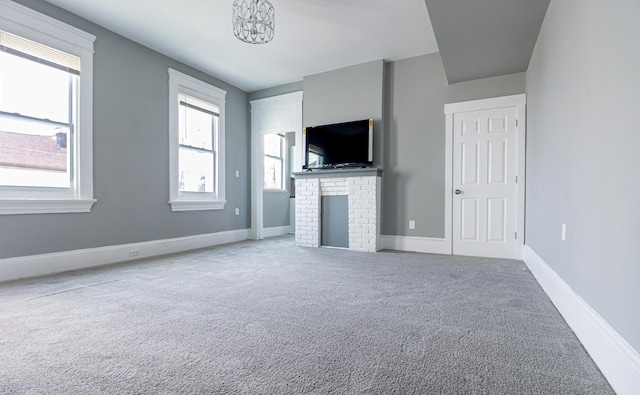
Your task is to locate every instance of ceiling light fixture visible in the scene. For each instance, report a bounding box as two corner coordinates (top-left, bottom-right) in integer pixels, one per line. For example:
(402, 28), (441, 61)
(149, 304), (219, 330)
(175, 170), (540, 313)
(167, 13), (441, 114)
(232, 0), (275, 44)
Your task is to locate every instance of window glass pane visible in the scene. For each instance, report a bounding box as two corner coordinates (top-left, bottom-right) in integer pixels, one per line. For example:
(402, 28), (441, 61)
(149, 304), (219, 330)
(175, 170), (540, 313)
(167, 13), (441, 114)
(0, 51), (73, 188)
(179, 148), (214, 193)
(264, 134), (282, 157)
(177, 93), (217, 194)
(0, 51), (71, 122)
(264, 156), (282, 189)
(179, 103), (214, 150)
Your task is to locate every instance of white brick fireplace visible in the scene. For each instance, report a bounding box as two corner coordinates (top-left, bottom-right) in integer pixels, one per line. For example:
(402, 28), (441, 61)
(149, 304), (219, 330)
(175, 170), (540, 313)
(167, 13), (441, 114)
(294, 168), (382, 252)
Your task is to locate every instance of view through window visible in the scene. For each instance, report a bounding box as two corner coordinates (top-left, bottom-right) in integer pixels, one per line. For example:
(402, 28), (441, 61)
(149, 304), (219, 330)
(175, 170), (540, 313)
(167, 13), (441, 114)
(0, 31), (78, 189)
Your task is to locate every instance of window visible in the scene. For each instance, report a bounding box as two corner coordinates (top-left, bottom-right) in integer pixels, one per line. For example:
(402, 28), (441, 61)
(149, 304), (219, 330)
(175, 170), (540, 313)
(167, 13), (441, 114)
(168, 69), (226, 211)
(0, 31), (75, 190)
(0, 1), (95, 215)
(178, 94), (217, 193)
(264, 134), (285, 190)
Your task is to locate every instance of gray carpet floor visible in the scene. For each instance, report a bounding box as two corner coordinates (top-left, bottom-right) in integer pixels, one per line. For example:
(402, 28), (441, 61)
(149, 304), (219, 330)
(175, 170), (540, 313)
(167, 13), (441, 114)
(0, 236), (613, 394)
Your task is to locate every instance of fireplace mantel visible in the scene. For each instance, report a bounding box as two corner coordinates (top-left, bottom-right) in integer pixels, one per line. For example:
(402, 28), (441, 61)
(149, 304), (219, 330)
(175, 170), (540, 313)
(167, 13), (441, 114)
(293, 168), (382, 252)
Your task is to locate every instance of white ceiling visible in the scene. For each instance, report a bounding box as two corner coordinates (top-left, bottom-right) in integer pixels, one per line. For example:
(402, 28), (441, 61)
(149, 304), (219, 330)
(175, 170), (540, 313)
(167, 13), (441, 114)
(44, 0), (439, 92)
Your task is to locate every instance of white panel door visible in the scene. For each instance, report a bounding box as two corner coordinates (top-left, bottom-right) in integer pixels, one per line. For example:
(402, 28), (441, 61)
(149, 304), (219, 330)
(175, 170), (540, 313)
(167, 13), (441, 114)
(452, 106), (518, 258)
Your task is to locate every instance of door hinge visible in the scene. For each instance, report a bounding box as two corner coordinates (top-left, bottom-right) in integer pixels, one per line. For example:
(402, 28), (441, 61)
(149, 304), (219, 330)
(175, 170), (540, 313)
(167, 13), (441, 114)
(516, 176), (518, 183)
(516, 119), (519, 127)
(515, 232), (518, 240)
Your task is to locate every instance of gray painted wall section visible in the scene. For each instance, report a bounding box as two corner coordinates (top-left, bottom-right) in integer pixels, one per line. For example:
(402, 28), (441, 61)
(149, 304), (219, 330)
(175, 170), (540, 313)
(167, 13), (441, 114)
(384, 54), (525, 237)
(263, 192), (290, 228)
(321, 196), (349, 248)
(248, 81), (304, 102)
(526, 0), (640, 352)
(0, 0), (251, 259)
(303, 60), (385, 169)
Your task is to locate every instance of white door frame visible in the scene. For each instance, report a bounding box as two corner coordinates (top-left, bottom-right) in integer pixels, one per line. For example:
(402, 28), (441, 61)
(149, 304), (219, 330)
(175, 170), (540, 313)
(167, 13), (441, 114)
(444, 94), (526, 259)
(250, 91), (303, 240)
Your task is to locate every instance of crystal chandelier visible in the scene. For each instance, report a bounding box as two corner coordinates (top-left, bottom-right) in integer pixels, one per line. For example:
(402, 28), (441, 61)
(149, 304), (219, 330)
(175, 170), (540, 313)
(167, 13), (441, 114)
(232, 0), (275, 44)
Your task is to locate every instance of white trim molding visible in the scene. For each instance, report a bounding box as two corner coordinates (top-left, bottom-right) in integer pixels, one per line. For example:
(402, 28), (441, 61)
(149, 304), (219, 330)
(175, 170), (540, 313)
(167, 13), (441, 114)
(250, 91), (303, 240)
(263, 225), (291, 238)
(0, 199), (96, 215)
(523, 245), (640, 395)
(380, 235), (451, 255)
(0, 229), (250, 283)
(168, 199), (227, 212)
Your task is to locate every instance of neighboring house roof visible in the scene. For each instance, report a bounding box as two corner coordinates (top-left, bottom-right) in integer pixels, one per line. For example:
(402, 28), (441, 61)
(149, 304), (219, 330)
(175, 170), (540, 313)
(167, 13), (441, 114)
(0, 130), (67, 172)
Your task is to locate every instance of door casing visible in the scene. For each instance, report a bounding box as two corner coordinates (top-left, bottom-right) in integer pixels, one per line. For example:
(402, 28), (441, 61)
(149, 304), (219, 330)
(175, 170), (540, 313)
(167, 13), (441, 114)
(444, 94), (526, 259)
(250, 92), (303, 240)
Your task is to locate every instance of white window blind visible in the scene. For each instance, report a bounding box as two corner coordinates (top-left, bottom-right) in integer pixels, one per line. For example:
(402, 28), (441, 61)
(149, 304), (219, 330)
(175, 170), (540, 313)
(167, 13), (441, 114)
(0, 30), (80, 73)
(179, 94), (219, 116)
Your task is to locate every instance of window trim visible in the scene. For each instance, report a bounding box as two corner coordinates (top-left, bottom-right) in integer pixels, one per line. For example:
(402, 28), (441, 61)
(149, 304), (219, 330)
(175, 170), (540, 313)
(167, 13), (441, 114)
(168, 68), (226, 211)
(0, 0), (96, 215)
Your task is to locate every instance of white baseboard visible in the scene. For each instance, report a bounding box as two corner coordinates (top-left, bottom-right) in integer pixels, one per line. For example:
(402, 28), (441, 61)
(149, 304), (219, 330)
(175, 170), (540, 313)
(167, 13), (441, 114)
(0, 229), (251, 283)
(263, 225), (291, 238)
(523, 245), (640, 395)
(380, 235), (451, 255)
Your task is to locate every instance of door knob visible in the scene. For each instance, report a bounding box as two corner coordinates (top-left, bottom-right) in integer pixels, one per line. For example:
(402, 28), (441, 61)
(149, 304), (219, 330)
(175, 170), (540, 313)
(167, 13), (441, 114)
(455, 189), (462, 195)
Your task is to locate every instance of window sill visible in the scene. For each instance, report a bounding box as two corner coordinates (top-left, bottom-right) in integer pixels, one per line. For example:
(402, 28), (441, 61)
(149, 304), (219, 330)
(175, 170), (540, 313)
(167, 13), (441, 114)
(169, 200), (227, 212)
(0, 199), (97, 215)
(263, 189), (289, 194)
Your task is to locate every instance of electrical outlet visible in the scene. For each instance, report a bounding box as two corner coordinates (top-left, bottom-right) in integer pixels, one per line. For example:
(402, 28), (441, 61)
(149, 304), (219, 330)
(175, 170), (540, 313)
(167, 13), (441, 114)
(409, 220), (416, 230)
(235, 170), (240, 178)
(561, 224), (566, 241)
(235, 208), (240, 216)
(129, 249), (140, 257)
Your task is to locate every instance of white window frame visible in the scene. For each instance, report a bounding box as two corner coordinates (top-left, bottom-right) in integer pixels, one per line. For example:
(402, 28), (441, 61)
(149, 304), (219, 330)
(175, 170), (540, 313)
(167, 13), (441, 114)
(168, 68), (226, 211)
(0, 0), (96, 215)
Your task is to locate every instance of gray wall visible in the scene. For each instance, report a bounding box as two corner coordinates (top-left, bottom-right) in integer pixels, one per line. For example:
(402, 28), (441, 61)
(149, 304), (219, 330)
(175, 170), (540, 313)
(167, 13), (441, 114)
(384, 54), (525, 237)
(303, 60), (385, 169)
(526, 0), (640, 352)
(0, 0), (251, 259)
(248, 81), (303, 102)
(321, 196), (349, 248)
(263, 192), (290, 228)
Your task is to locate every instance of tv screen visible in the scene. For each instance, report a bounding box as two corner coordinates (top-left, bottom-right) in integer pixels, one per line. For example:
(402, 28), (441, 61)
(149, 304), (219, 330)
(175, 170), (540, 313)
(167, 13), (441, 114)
(303, 119), (373, 169)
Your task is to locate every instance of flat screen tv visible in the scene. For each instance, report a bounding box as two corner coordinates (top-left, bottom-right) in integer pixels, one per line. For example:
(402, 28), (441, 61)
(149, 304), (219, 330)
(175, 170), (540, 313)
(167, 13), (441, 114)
(303, 119), (373, 169)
